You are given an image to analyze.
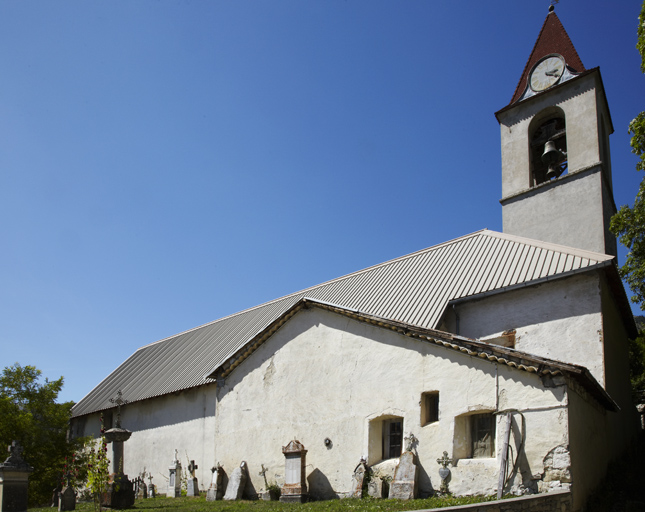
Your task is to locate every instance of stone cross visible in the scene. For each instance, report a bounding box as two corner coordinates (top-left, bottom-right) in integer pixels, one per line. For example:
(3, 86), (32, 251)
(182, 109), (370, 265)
(404, 432), (417, 452)
(259, 463), (269, 489)
(436, 451), (452, 468)
(109, 390), (129, 428)
(188, 460), (198, 478)
(436, 451), (452, 494)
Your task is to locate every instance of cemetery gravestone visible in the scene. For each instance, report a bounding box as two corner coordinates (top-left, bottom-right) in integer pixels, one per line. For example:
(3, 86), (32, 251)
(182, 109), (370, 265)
(223, 462), (248, 501)
(147, 476), (155, 499)
(186, 460), (199, 497)
(388, 451), (417, 500)
(0, 441), (34, 512)
(57, 472), (75, 512)
(350, 458), (368, 498)
(280, 440), (308, 503)
(167, 452), (182, 498)
(206, 464), (226, 501)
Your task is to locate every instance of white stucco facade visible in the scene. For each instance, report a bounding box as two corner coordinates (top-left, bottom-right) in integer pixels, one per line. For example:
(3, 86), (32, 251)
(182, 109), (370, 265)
(213, 307), (575, 500)
(76, 386), (216, 491)
(443, 273), (605, 385)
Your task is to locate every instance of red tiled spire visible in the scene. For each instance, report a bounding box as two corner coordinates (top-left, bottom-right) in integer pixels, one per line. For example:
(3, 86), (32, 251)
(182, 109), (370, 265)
(508, 7), (585, 105)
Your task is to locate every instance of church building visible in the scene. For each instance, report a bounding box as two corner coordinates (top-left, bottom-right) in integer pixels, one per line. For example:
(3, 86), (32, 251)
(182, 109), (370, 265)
(70, 8), (639, 510)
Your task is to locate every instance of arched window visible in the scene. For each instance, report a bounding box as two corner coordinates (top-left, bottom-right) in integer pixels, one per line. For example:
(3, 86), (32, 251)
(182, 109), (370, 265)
(529, 108), (568, 186)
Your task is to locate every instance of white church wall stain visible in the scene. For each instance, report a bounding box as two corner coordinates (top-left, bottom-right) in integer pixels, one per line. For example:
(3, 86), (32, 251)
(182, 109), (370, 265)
(214, 307), (571, 498)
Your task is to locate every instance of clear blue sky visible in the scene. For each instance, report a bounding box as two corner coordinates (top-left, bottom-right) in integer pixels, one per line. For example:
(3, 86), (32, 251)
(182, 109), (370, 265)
(1, 1), (643, 404)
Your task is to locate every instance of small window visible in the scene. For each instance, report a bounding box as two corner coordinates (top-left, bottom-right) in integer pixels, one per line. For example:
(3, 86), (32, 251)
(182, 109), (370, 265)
(382, 418), (403, 459)
(453, 411), (496, 460)
(421, 392), (439, 426)
(470, 413), (495, 458)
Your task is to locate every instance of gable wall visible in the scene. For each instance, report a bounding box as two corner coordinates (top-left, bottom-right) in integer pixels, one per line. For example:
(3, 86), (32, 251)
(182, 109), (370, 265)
(214, 308), (569, 499)
(73, 384), (216, 490)
(444, 273), (605, 385)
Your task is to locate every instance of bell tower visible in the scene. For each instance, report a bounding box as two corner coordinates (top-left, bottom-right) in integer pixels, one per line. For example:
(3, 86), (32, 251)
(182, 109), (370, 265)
(495, 6), (617, 256)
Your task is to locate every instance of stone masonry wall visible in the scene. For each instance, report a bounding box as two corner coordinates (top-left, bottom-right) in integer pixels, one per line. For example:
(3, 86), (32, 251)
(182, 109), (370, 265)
(415, 490), (572, 512)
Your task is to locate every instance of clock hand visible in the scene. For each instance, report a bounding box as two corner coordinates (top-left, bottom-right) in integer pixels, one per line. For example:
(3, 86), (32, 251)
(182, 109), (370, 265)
(545, 69), (560, 77)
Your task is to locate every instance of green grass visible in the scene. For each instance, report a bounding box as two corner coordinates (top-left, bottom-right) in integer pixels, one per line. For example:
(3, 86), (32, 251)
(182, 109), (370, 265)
(29, 494), (497, 512)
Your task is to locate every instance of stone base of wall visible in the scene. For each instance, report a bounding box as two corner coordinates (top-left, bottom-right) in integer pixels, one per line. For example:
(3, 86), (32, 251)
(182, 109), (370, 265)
(414, 490), (572, 512)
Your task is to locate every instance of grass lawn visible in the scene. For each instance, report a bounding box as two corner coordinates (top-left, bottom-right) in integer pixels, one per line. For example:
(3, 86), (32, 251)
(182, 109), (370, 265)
(29, 494), (498, 512)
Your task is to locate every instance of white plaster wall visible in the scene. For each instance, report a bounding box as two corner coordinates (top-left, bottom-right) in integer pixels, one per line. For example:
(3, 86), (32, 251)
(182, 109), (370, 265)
(501, 169), (611, 255)
(567, 383), (610, 511)
(214, 308), (569, 499)
(77, 385), (216, 492)
(498, 73), (603, 199)
(599, 276), (640, 453)
(445, 273), (605, 386)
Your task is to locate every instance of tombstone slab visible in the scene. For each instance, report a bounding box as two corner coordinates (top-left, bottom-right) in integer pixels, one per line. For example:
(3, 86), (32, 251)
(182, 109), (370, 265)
(280, 440), (308, 503)
(350, 459), (368, 498)
(0, 441), (34, 512)
(367, 478), (386, 499)
(186, 460), (199, 497)
(206, 464), (226, 501)
(388, 452), (417, 500)
(167, 454), (182, 498)
(58, 486), (75, 511)
(223, 462), (248, 501)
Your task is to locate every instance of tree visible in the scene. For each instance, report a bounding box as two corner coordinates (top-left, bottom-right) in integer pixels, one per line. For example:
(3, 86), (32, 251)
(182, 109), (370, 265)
(0, 363), (85, 506)
(610, 1), (645, 309)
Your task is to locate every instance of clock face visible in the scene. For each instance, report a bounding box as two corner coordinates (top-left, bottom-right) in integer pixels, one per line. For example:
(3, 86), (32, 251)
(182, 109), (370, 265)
(529, 55), (565, 92)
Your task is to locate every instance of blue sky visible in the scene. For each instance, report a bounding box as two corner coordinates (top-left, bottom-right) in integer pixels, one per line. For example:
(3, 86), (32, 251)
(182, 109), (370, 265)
(1, 1), (643, 404)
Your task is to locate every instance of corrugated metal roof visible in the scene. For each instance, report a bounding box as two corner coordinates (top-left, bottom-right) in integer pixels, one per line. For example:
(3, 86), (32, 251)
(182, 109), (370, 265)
(71, 229), (614, 417)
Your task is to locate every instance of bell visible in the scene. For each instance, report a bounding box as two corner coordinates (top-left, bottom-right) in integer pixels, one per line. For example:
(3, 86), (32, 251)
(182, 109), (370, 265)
(541, 140), (560, 165)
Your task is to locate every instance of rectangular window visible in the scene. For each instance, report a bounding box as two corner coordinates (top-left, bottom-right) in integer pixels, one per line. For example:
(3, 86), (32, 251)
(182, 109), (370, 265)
(382, 418), (403, 459)
(421, 392), (439, 425)
(470, 413), (495, 458)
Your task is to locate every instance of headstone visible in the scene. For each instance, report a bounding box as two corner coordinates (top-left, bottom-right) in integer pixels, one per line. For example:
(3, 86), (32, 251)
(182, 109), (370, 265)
(186, 460), (199, 497)
(0, 441), (34, 512)
(280, 440), (308, 503)
(388, 451), (417, 500)
(101, 391), (134, 508)
(58, 486), (75, 511)
(167, 452), (182, 498)
(436, 451), (452, 494)
(350, 458), (368, 498)
(206, 464), (226, 501)
(367, 478), (385, 499)
(101, 475), (134, 509)
(223, 461), (248, 501)
(51, 486), (61, 508)
(147, 475), (156, 499)
(135, 478), (147, 499)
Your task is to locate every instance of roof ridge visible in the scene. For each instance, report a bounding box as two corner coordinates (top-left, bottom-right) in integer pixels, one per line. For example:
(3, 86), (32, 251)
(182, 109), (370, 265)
(135, 229), (491, 351)
(482, 230), (614, 262)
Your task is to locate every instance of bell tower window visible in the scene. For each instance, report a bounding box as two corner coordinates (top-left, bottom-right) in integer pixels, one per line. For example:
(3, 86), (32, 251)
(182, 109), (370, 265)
(530, 112), (567, 186)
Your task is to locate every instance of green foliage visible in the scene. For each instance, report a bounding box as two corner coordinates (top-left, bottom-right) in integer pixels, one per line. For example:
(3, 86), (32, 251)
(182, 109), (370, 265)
(638, 1), (645, 74)
(0, 363), (85, 506)
(610, 2), (645, 310)
(85, 417), (111, 512)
